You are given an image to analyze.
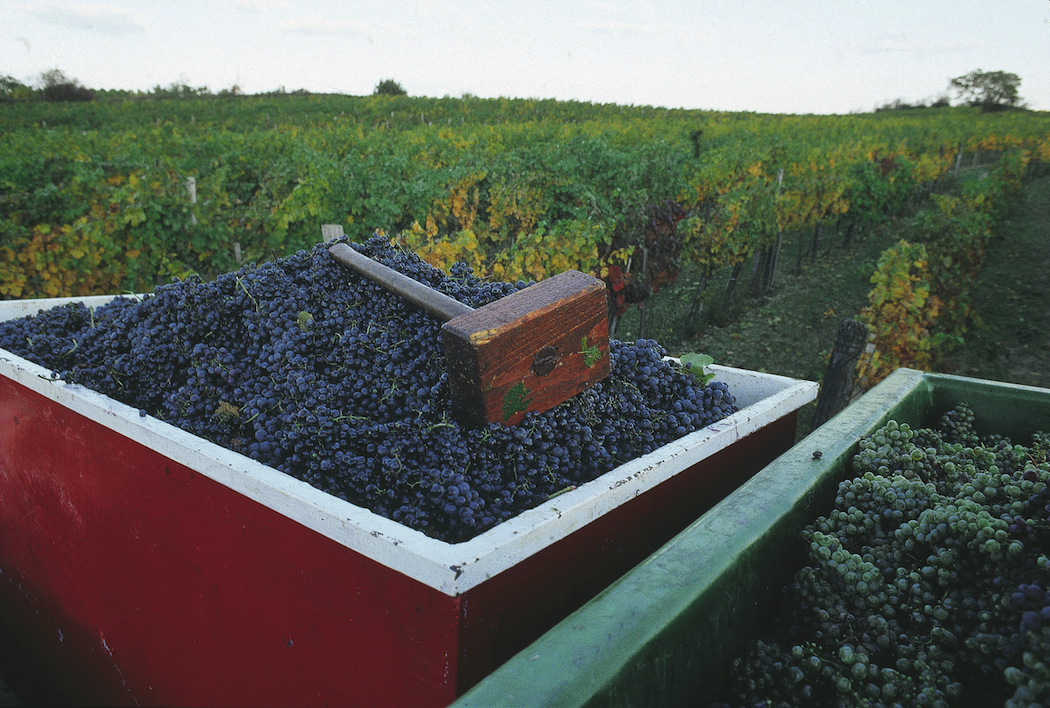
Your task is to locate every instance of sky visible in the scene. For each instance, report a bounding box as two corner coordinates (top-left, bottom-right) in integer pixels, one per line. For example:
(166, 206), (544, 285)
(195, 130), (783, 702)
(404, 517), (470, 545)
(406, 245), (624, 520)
(2, 0), (1048, 115)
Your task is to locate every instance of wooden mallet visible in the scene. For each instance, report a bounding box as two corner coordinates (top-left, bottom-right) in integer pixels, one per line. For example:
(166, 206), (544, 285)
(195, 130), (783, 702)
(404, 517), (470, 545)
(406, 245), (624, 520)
(322, 225), (611, 427)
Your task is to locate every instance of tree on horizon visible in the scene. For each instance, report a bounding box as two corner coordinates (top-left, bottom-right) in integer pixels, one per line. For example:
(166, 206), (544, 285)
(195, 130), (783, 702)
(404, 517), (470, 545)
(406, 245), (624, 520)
(374, 79), (407, 96)
(950, 69), (1025, 112)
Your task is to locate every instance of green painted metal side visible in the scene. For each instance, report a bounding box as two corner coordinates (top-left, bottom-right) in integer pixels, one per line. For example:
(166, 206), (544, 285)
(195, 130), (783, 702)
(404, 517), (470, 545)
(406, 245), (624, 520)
(450, 369), (1050, 708)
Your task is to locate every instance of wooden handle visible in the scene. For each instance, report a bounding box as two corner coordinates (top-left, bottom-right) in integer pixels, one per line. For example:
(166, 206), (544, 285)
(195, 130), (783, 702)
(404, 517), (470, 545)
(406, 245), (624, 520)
(325, 233), (474, 323)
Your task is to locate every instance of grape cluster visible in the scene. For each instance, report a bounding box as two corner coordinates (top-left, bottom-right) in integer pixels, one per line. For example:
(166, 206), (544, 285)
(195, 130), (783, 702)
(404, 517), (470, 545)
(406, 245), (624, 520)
(0, 235), (737, 543)
(710, 404), (1050, 708)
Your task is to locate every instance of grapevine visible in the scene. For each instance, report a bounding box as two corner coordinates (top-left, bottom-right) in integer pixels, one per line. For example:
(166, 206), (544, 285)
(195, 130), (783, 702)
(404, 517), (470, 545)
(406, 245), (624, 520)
(856, 150), (1031, 390)
(3, 95), (1046, 317)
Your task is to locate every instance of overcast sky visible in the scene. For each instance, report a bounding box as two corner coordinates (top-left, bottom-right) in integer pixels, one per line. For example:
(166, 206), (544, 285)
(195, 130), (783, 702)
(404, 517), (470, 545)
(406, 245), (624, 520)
(2, 0), (1048, 114)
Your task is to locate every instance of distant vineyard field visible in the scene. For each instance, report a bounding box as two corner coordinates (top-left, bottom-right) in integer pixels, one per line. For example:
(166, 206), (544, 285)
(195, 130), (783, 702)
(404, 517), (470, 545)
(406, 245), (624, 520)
(2, 95), (1048, 342)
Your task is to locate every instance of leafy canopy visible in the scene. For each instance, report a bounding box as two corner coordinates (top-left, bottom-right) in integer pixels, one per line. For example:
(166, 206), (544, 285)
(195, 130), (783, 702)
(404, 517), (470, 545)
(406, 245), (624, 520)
(949, 69), (1024, 112)
(374, 79), (407, 96)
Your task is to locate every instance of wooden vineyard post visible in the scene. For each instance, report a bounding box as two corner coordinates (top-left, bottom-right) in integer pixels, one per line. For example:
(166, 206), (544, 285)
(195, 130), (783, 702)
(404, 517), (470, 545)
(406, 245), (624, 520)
(185, 176), (198, 226)
(810, 318), (869, 431)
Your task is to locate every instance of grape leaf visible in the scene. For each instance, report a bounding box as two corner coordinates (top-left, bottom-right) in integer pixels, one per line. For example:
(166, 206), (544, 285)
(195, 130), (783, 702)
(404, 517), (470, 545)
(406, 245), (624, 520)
(680, 352), (715, 385)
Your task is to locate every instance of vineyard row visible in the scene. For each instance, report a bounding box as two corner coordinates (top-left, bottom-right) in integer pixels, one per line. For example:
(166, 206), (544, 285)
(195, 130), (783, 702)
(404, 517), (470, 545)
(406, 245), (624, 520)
(1, 98), (1048, 353)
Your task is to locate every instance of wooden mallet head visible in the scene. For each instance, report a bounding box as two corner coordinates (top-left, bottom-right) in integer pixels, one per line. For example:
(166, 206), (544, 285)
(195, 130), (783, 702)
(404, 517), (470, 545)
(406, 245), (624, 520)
(322, 226), (611, 426)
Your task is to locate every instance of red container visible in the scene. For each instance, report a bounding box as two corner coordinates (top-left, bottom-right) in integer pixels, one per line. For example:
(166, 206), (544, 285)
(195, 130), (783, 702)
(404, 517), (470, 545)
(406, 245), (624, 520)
(0, 295), (817, 707)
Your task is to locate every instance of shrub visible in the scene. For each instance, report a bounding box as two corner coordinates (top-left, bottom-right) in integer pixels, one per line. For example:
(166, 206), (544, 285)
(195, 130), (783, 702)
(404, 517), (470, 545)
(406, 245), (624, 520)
(373, 79), (407, 96)
(42, 82), (95, 102)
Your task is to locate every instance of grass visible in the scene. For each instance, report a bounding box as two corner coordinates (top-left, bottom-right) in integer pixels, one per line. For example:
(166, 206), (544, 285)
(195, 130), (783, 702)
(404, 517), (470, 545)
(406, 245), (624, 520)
(940, 172), (1050, 390)
(613, 170), (1050, 436)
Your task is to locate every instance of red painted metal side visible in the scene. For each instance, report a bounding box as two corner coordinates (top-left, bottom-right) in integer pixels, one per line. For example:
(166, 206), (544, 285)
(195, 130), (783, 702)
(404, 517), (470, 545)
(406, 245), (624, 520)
(0, 377), (464, 708)
(454, 413), (798, 692)
(0, 368), (800, 707)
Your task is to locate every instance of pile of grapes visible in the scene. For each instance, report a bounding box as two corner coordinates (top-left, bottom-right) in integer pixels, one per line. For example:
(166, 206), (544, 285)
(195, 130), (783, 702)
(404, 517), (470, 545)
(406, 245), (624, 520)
(0, 236), (737, 543)
(711, 404), (1050, 708)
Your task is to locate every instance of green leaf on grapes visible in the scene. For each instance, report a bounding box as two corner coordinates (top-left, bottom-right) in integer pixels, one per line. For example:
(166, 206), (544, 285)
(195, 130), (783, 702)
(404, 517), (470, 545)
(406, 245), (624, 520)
(580, 336), (602, 367)
(503, 381), (532, 421)
(680, 352), (715, 385)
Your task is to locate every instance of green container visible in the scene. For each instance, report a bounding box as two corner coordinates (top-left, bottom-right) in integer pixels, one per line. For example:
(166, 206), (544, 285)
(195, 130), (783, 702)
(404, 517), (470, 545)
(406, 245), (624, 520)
(450, 368), (1050, 708)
